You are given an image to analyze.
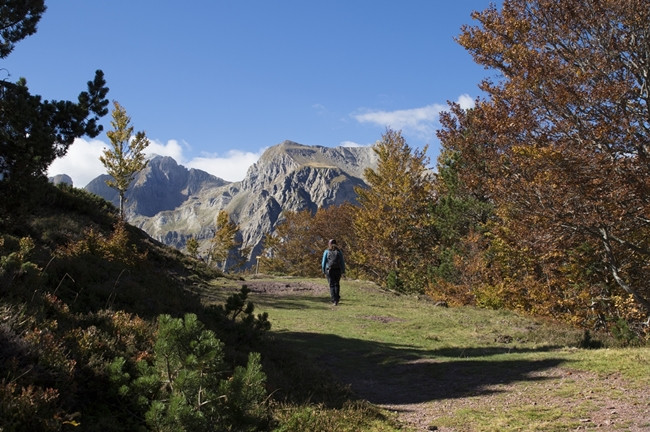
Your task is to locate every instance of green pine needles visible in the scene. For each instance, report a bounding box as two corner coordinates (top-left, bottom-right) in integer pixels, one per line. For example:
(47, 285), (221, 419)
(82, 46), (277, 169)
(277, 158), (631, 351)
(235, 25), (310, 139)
(109, 313), (269, 431)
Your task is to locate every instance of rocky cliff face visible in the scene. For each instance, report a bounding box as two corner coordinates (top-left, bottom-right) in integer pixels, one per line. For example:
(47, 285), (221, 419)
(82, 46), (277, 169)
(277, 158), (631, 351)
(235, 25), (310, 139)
(86, 141), (377, 267)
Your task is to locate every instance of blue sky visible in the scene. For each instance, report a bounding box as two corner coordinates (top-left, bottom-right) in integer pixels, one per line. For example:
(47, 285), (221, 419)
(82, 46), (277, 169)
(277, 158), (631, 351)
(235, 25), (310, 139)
(4, 1), (498, 186)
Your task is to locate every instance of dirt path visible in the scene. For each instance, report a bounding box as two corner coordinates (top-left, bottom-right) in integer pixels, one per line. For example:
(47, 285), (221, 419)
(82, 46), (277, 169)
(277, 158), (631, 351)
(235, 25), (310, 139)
(244, 280), (650, 431)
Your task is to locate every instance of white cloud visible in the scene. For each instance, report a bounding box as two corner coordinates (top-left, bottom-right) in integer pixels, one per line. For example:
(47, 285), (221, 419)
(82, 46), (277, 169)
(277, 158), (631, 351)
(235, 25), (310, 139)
(146, 138), (186, 162)
(340, 140), (365, 147)
(352, 94), (476, 140)
(457, 93), (475, 110)
(185, 149), (264, 182)
(47, 137), (262, 187)
(47, 138), (106, 187)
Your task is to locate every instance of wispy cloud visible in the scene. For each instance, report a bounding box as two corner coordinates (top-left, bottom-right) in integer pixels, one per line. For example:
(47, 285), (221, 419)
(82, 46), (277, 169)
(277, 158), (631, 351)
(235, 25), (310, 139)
(340, 140), (365, 147)
(47, 137), (263, 187)
(352, 94), (475, 140)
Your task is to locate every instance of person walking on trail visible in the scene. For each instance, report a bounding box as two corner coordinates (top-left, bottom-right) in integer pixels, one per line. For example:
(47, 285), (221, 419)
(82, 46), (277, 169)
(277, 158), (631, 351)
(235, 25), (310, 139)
(322, 239), (345, 305)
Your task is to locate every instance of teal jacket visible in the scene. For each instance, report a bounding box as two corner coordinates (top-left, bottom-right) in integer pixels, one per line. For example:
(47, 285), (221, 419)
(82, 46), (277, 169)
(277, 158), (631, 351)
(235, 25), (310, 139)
(322, 248), (345, 274)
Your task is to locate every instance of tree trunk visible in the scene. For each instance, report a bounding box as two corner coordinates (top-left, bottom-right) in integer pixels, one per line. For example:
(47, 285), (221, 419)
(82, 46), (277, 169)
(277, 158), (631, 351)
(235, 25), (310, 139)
(599, 227), (650, 314)
(119, 192), (125, 220)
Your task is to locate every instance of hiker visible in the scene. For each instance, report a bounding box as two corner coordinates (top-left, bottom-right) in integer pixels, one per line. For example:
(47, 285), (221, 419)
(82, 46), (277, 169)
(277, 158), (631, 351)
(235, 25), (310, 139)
(322, 239), (345, 305)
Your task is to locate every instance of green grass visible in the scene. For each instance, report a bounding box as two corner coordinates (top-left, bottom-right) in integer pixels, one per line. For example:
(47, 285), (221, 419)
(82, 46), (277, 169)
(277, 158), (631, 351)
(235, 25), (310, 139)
(209, 276), (650, 432)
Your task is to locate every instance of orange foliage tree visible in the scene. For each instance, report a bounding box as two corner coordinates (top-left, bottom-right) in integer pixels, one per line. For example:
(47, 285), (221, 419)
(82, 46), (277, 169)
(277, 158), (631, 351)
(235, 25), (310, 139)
(438, 0), (650, 336)
(261, 204), (356, 277)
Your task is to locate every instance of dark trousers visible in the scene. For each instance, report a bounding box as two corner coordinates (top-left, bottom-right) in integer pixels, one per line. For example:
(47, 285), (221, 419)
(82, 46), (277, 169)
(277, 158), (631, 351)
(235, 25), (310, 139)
(327, 267), (342, 303)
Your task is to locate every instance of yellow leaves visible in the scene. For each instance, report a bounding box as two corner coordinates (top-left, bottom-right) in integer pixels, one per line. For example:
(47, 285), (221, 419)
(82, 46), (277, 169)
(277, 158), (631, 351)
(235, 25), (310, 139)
(354, 130), (435, 289)
(101, 101), (150, 219)
(612, 294), (646, 323)
(510, 144), (560, 160)
(210, 210), (240, 270)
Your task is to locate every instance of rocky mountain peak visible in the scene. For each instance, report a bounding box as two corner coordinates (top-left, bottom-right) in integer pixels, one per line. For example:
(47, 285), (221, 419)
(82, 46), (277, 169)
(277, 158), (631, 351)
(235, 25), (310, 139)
(243, 141), (375, 191)
(49, 173), (74, 186)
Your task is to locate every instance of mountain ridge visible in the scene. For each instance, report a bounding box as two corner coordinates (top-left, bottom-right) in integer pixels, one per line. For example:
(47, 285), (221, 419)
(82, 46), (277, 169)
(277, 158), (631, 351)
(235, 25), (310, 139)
(84, 140), (378, 267)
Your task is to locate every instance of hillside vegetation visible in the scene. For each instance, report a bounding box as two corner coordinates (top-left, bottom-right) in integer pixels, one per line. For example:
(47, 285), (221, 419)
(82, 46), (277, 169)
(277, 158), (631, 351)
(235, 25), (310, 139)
(0, 184), (399, 431)
(2, 1), (650, 430)
(0, 185), (264, 430)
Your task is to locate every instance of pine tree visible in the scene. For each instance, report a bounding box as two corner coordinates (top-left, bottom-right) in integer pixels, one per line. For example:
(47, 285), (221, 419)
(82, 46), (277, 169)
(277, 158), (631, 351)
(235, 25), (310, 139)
(100, 101), (149, 219)
(186, 237), (200, 259)
(0, 1), (109, 218)
(122, 313), (268, 431)
(0, 0), (46, 58)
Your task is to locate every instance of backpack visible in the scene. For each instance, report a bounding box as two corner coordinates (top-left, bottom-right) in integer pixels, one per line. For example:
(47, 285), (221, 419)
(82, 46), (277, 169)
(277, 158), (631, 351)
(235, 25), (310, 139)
(326, 249), (340, 270)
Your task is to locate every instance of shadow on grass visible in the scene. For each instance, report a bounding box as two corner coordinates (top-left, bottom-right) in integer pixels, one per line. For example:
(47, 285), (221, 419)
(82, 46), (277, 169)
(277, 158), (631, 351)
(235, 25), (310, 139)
(252, 294), (335, 310)
(274, 331), (569, 405)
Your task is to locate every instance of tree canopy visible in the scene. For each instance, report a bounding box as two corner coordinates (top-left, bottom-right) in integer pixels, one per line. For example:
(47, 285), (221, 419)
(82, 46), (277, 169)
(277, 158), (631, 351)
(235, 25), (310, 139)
(261, 204), (355, 277)
(0, 0), (46, 58)
(209, 210), (240, 272)
(435, 0), (650, 333)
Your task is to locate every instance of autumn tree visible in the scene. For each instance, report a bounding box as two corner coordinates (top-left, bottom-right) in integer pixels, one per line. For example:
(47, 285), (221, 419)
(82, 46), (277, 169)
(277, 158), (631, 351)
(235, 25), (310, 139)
(261, 204), (355, 277)
(445, 0), (650, 335)
(262, 209), (320, 276)
(209, 210), (239, 272)
(0, 1), (109, 219)
(353, 129), (435, 292)
(100, 101), (149, 220)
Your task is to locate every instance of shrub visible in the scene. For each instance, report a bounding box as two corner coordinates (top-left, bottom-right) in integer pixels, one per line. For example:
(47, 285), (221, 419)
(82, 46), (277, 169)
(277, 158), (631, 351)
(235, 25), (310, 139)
(610, 318), (640, 347)
(1, 236), (42, 292)
(207, 285), (271, 348)
(109, 313), (270, 431)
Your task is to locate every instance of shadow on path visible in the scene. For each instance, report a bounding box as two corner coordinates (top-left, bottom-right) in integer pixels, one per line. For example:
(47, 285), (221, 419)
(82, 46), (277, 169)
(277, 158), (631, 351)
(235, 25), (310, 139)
(275, 331), (568, 406)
